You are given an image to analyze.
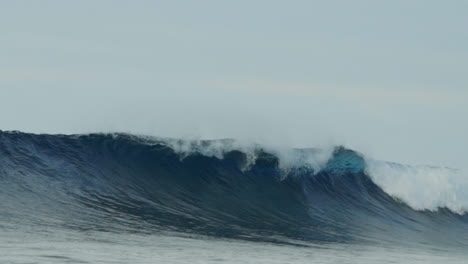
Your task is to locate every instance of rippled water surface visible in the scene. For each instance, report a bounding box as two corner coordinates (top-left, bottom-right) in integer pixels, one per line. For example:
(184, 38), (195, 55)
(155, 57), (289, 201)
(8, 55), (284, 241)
(1, 228), (467, 264)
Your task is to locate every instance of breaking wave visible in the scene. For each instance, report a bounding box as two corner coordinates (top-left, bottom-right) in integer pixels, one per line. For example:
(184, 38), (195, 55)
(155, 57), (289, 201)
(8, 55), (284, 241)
(0, 131), (467, 248)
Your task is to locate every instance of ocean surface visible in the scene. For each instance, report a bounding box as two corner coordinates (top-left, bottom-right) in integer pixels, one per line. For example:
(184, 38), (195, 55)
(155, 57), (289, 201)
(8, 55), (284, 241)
(1, 131), (467, 263)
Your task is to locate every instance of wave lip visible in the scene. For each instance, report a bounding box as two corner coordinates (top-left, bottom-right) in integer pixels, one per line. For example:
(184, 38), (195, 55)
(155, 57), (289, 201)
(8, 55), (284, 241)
(0, 131), (467, 248)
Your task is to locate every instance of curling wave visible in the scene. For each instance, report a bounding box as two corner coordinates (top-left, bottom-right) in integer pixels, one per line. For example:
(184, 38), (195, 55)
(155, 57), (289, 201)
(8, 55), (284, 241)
(0, 131), (467, 248)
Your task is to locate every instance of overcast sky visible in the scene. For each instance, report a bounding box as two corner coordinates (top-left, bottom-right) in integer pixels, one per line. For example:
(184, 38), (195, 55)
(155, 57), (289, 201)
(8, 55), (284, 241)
(0, 0), (467, 168)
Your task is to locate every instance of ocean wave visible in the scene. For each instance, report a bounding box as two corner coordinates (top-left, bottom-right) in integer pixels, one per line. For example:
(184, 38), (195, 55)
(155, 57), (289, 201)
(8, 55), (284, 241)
(0, 131), (467, 247)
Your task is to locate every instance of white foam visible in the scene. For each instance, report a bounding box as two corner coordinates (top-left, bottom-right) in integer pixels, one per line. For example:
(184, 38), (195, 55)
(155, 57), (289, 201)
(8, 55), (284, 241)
(146, 136), (334, 174)
(365, 159), (468, 214)
(266, 146), (334, 175)
(163, 138), (259, 170)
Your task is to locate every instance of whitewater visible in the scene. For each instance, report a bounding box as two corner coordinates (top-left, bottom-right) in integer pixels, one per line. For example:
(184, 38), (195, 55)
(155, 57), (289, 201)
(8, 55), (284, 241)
(0, 131), (467, 263)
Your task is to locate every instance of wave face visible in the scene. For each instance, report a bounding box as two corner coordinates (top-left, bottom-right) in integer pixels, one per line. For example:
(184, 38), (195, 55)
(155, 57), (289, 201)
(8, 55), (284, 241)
(0, 131), (467, 250)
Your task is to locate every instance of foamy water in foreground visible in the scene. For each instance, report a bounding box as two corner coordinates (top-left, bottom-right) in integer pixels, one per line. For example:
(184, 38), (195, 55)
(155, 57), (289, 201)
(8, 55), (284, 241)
(1, 228), (466, 264)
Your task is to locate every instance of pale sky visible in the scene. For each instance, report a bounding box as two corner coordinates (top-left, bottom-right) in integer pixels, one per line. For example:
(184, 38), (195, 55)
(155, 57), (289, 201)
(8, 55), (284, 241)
(0, 0), (467, 168)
